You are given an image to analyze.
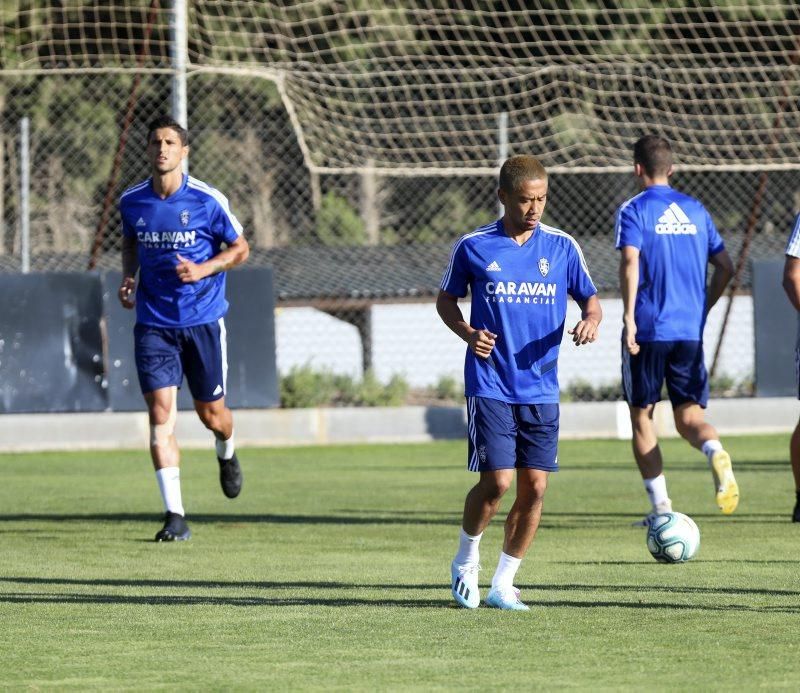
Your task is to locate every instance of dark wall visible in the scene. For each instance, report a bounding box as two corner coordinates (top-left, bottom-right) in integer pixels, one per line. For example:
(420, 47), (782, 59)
(0, 268), (278, 413)
(0, 273), (106, 413)
(753, 259), (797, 397)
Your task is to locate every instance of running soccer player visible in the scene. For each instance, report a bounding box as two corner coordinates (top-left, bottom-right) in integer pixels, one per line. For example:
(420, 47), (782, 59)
(782, 213), (800, 522)
(438, 155), (601, 610)
(616, 135), (737, 525)
(118, 115), (250, 542)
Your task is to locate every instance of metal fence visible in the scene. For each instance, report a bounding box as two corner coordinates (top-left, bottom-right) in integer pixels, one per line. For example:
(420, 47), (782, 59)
(1, 72), (795, 402)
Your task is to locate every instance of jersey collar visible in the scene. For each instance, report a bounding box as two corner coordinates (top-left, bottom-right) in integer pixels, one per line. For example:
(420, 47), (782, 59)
(497, 218), (540, 247)
(149, 173), (188, 200)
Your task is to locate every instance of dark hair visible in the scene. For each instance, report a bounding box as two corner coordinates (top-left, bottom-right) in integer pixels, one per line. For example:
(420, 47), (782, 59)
(147, 115), (189, 146)
(498, 155), (547, 193)
(633, 135), (672, 177)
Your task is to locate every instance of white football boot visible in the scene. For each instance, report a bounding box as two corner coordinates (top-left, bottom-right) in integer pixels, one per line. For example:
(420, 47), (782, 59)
(450, 561), (480, 609)
(485, 585), (530, 611)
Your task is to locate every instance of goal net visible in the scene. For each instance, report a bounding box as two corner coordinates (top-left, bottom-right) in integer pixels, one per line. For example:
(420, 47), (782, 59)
(1, 2), (794, 394)
(5, 2), (800, 173)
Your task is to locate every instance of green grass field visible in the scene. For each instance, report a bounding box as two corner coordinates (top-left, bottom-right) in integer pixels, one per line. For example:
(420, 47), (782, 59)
(1, 434), (798, 690)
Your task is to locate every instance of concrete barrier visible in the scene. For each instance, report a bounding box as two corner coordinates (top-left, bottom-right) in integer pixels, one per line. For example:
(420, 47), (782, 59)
(0, 397), (795, 452)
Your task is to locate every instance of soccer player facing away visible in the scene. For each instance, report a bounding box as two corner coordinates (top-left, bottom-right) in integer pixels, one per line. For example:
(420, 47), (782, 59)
(782, 214), (800, 522)
(437, 155), (601, 610)
(616, 135), (737, 524)
(118, 115), (250, 541)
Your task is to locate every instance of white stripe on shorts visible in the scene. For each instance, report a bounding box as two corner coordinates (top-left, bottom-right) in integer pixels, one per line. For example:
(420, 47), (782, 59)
(467, 396), (479, 472)
(621, 342), (632, 403)
(218, 317), (228, 395)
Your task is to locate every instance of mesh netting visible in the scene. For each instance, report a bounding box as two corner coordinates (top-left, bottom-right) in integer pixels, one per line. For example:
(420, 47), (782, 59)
(4, 2), (800, 171)
(1, 2), (797, 397)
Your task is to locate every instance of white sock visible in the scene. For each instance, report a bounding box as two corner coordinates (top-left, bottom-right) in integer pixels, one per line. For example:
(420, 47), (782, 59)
(215, 431), (235, 460)
(643, 474), (671, 513)
(155, 467), (184, 516)
(454, 528), (482, 566)
(491, 551), (522, 591)
(701, 439), (723, 462)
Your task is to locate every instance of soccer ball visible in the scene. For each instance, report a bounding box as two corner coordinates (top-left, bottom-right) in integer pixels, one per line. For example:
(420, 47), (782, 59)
(646, 512), (700, 563)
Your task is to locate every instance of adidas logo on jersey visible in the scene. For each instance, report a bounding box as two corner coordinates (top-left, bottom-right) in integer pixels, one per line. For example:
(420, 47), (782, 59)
(486, 260), (502, 272)
(655, 202), (697, 235)
(135, 217), (146, 227)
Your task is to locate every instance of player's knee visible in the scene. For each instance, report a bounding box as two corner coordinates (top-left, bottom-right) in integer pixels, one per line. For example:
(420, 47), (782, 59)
(196, 404), (228, 433)
(150, 412), (176, 448)
(532, 476), (548, 498)
(629, 405), (654, 427)
(674, 416), (691, 437)
(674, 409), (702, 437)
(477, 476), (511, 502)
(519, 477), (548, 505)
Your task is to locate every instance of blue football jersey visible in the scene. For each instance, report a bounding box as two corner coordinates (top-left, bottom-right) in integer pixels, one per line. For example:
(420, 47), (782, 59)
(441, 220), (597, 404)
(120, 175), (244, 328)
(786, 213), (800, 258)
(615, 185), (725, 341)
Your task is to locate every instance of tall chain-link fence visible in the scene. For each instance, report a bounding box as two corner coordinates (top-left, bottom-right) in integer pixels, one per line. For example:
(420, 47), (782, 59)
(0, 71), (795, 402)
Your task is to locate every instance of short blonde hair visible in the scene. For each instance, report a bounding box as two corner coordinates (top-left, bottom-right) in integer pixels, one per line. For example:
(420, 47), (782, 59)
(499, 155), (548, 193)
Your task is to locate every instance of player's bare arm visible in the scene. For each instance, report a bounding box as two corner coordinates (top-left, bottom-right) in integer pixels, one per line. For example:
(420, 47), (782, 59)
(119, 235), (139, 309)
(619, 245), (640, 355)
(436, 289), (497, 358)
(569, 294), (602, 345)
(176, 235), (250, 284)
(783, 256), (800, 312)
(706, 249), (734, 313)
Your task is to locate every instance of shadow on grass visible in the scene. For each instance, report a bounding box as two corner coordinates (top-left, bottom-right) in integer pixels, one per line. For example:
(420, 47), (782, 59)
(0, 512), (459, 526)
(0, 576), (439, 590)
(0, 509), (791, 530)
(4, 575), (800, 597)
(0, 592), (449, 608)
(2, 576), (799, 612)
(516, 581), (800, 597)
(560, 459), (790, 472)
(0, 589), (797, 613)
(554, 558), (800, 565)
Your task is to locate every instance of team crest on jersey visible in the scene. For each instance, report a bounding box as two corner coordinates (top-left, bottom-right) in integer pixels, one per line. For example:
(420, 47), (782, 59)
(179, 209), (190, 227)
(538, 257), (550, 277)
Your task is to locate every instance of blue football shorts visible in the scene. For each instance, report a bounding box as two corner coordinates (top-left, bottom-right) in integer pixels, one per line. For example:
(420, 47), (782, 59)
(466, 396), (559, 473)
(134, 318), (228, 402)
(621, 339), (708, 408)
(795, 324), (800, 400)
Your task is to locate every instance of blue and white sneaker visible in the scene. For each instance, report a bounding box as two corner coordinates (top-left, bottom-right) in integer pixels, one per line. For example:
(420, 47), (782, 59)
(485, 585), (530, 611)
(450, 561), (480, 609)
